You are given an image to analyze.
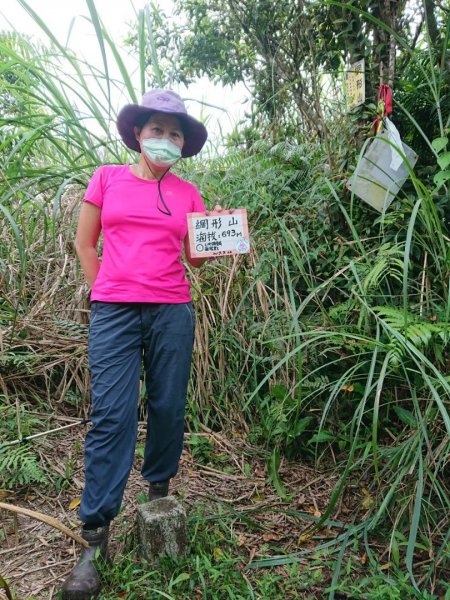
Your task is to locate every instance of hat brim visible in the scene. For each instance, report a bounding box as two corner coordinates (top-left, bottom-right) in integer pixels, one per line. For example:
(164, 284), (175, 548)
(117, 104), (208, 158)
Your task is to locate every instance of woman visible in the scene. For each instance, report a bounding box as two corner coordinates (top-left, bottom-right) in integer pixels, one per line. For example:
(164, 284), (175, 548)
(62, 89), (221, 599)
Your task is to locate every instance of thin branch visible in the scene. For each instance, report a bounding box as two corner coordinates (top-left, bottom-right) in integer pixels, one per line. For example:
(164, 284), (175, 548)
(0, 503), (88, 548)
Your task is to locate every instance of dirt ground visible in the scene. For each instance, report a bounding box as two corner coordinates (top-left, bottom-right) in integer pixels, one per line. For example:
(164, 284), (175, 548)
(1, 420), (343, 600)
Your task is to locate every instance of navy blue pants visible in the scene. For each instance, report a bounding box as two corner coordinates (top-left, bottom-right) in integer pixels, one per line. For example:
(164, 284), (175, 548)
(79, 302), (195, 527)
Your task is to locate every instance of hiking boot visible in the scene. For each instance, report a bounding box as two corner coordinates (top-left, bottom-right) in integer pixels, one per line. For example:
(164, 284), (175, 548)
(60, 524), (109, 600)
(148, 480), (169, 501)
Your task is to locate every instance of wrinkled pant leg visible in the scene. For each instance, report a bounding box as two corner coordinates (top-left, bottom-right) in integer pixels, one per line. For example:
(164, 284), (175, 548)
(141, 303), (195, 483)
(80, 302), (142, 527)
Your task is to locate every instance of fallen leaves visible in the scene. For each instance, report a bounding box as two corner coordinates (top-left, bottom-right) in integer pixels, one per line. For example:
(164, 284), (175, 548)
(262, 532), (281, 542)
(68, 497), (81, 511)
(360, 488), (374, 510)
(341, 384), (354, 392)
(213, 547), (225, 561)
(247, 547), (257, 564)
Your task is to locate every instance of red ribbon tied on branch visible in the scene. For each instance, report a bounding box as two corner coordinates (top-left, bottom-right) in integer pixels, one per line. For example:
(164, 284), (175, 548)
(378, 83), (393, 116)
(374, 83), (393, 133)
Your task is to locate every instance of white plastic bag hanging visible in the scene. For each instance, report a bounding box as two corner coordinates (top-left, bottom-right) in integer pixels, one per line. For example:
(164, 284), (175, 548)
(347, 127), (418, 213)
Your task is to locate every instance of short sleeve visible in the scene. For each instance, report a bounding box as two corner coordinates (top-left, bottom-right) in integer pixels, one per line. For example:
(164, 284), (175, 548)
(84, 167), (104, 208)
(191, 184), (206, 213)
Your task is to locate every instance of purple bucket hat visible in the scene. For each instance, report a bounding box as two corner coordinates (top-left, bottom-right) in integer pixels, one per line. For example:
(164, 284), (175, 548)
(117, 89), (208, 158)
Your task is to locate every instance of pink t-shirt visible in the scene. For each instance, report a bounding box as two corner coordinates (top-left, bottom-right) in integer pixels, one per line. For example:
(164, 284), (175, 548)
(84, 164), (206, 303)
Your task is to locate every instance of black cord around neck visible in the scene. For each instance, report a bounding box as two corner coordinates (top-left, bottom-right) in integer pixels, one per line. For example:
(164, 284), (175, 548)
(142, 154), (172, 216)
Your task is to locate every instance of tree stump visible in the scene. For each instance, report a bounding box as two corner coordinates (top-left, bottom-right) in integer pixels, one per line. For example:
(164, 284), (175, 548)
(136, 496), (188, 562)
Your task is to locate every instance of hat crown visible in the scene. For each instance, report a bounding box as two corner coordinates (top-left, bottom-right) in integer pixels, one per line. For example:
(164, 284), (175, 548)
(141, 89), (187, 115)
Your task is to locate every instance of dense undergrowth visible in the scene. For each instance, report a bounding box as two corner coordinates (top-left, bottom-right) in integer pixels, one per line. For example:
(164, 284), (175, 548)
(0, 1), (449, 598)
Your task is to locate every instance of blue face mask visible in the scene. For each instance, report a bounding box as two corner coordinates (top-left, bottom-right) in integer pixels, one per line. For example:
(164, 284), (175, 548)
(142, 138), (182, 167)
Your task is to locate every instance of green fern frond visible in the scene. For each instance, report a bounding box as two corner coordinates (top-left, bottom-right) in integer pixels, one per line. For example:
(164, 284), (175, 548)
(328, 299), (357, 322)
(0, 445), (47, 488)
(386, 343), (406, 369)
(374, 305), (414, 328)
(362, 243), (404, 293)
(374, 306), (447, 349)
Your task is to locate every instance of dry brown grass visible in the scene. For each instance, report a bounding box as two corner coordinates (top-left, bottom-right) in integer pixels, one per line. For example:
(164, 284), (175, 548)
(1, 184), (288, 429)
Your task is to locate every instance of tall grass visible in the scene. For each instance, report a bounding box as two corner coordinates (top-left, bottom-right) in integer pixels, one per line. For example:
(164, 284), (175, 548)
(0, 0), (449, 594)
(185, 129), (449, 589)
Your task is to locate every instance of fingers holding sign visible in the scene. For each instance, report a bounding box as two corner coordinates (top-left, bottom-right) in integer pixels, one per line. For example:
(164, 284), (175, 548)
(205, 205), (235, 216)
